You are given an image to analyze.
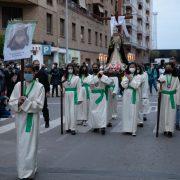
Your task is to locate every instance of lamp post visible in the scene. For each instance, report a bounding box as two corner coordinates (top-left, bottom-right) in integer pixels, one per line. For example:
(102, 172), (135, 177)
(65, 0), (69, 64)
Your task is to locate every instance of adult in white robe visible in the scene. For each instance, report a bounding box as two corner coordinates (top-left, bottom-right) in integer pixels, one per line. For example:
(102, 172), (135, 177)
(83, 68), (113, 135)
(156, 71), (180, 137)
(121, 64), (142, 136)
(63, 64), (82, 135)
(9, 66), (45, 179)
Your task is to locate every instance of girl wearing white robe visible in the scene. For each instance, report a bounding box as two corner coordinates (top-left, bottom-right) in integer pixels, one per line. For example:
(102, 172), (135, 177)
(121, 63), (142, 136)
(9, 74), (45, 179)
(63, 64), (82, 135)
(83, 67), (113, 135)
(156, 64), (180, 137)
(77, 65), (90, 126)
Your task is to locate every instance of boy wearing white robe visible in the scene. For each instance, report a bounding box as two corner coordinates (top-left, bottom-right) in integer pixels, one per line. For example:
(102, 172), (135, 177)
(137, 66), (150, 127)
(9, 64), (45, 179)
(121, 63), (142, 136)
(83, 63), (113, 135)
(156, 64), (180, 137)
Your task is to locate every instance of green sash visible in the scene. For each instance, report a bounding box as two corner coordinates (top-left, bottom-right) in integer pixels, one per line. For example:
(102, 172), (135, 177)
(23, 80), (35, 133)
(105, 85), (115, 100)
(161, 90), (176, 109)
(65, 87), (78, 104)
(128, 86), (137, 104)
(83, 83), (90, 100)
(92, 89), (107, 104)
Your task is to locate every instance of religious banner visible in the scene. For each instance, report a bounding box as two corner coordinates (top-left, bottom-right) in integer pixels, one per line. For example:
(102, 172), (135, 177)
(3, 21), (36, 61)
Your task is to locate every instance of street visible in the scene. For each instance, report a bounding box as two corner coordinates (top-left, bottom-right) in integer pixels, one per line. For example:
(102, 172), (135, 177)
(0, 95), (180, 180)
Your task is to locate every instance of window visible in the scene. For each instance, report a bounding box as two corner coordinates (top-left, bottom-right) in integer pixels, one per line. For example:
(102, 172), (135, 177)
(60, 18), (65, 37)
(105, 35), (107, 48)
(2, 7), (23, 28)
(88, 29), (91, 44)
(72, 23), (76, 40)
(95, 32), (98, 46)
(100, 33), (102, 47)
(81, 26), (85, 43)
(47, 13), (53, 34)
(47, 0), (53, 6)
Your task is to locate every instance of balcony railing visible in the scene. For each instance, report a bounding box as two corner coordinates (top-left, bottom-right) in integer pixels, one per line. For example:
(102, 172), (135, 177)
(0, 0), (38, 4)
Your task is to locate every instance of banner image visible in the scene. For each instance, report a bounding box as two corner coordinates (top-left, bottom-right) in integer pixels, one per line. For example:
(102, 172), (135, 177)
(3, 22), (36, 61)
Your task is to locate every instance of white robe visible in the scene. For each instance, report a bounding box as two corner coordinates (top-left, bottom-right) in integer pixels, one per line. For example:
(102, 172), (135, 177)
(84, 74), (113, 129)
(121, 75), (142, 134)
(9, 81), (45, 179)
(138, 72), (150, 123)
(63, 75), (82, 131)
(77, 76), (90, 121)
(157, 74), (180, 133)
(107, 76), (119, 122)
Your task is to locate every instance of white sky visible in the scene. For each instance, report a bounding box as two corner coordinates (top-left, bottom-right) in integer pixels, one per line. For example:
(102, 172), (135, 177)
(153, 0), (180, 49)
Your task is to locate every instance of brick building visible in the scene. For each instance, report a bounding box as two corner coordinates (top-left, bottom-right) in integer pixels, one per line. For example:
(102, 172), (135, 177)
(0, 0), (115, 67)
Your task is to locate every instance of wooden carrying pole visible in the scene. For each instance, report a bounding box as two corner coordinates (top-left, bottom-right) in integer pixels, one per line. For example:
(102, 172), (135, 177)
(156, 83), (162, 137)
(20, 59), (24, 96)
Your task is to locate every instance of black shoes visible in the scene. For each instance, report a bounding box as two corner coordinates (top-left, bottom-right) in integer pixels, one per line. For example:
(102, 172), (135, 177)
(45, 122), (49, 128)
(71, 130), (76, 135)
(93, 128), (99, 133)
(143, 117), (147, 121)
(107, 123), (112, 127)
(101, 128), (106, 135)
(138, 123), (144, 128)
(66, 129), (71, 133)
(164, 131), (173, 138)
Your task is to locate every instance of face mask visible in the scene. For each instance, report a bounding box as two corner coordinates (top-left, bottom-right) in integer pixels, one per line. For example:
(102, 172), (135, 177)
(137, 70), (140, 74)
(68, 69), (73, 74)
(24, 73), (34, 82)
(93, 68), (99, 74)
(129, 68), (136, 73)
(34, 65), (40, 71)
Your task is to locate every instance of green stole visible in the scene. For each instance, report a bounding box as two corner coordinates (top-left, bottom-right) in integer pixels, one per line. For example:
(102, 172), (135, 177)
(23, 80), (35, 133)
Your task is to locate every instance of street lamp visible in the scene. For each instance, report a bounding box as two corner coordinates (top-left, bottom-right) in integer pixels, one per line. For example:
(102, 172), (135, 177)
(65, 0), (69, 63)
(127, 53), (135, 62)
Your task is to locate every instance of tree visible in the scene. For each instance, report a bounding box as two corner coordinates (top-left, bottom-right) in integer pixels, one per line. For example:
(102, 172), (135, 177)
(170, 50), (177, 58)
(0, 34), (5, 58)
(150, 50), (160, 60)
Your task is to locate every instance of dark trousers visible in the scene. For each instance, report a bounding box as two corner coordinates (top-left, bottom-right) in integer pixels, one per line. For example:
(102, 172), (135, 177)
(149, 80), (157, 94)
(52, 85), (58, 97)
(42, 96), (50, 123)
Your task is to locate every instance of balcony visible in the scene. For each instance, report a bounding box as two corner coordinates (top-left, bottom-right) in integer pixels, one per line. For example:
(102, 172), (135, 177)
(0, 0), (38, 5)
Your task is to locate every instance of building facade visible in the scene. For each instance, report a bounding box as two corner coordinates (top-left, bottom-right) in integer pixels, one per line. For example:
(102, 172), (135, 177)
(123, 0), (152, 63)
(0, 0), (115, 67)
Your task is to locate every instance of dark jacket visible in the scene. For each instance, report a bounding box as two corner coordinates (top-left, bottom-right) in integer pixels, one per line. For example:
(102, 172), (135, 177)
(50, 68), (60, 86)
(35, 69), (50, 93)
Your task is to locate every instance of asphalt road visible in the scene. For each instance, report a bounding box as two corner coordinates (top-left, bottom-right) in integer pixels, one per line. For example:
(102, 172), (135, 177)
(0, 95), (180, 180)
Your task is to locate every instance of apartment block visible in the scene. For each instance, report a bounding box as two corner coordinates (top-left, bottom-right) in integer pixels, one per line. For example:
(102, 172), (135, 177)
(0, 0), (115, 67)
(123, 0), (152, 63)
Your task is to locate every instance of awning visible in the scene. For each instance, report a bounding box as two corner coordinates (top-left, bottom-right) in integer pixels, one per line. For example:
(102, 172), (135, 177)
(79, 0), (87, 9)
(98, 5), (104, 13)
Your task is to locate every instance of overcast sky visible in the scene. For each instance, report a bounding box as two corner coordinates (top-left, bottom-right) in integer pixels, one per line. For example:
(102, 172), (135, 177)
(153, 0), (180, 49)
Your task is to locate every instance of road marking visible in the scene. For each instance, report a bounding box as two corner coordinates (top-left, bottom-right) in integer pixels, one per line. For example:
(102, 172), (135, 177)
(0, 122), (15, 134)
